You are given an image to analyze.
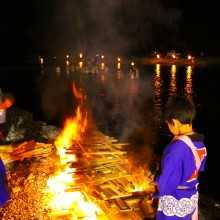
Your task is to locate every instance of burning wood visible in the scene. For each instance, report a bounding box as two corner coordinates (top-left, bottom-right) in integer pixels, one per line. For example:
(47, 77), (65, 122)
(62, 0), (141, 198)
(0, 91), (156, 218)
(0, 130), (156, 219)
(48, 130), (156, 219)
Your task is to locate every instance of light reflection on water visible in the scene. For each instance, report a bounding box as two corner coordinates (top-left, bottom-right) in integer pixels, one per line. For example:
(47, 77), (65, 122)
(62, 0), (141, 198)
(184, 65), (194, 100)
(152, 64), (194, 128)
(169, 64), (177, 96)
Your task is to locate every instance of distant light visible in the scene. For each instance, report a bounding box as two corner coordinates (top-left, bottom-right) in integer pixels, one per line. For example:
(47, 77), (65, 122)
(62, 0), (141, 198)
(39, 57), (43, 65)
(79, 61), (83, 68)
(131, 62), (135, 66)
(66, 54), (69, 59)
(79, 53), (83, 58)
(188, 55), (192, 60)
(156, 54), (160, 59)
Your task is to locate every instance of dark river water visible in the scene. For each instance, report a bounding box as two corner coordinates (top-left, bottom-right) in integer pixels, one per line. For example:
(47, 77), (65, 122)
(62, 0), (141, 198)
(0, 60), (220, 202)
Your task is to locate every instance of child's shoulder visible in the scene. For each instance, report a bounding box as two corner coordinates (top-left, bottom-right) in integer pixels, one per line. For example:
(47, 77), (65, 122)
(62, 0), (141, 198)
(166, 139), (190, 153)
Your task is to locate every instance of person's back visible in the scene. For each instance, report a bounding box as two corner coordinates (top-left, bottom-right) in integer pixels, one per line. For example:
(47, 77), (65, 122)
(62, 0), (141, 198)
(152, 94), (207, 220)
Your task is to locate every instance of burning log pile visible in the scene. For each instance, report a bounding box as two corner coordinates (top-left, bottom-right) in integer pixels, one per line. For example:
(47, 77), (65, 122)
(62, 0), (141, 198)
(0, 130), (156, 220)
(48, 130), (156, 220)
(0, 105), (157, 219)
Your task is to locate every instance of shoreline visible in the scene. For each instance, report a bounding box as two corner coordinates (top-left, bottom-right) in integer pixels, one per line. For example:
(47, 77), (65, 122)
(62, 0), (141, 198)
(1, 56), (220, 71)
(134, 57), (220, 67)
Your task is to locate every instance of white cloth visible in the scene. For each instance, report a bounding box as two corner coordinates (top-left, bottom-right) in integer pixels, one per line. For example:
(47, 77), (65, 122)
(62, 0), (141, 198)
(0, 109), (6, 124)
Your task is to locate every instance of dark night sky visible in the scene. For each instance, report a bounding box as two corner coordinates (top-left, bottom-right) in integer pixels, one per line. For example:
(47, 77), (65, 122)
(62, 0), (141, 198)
(0, 0), (219, 58)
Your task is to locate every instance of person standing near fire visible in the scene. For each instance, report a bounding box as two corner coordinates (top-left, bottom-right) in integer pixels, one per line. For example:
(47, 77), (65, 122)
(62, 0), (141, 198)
(0, 91), (15, 140)
(152, 95), (207, 220)
(0, 90), (13, 205)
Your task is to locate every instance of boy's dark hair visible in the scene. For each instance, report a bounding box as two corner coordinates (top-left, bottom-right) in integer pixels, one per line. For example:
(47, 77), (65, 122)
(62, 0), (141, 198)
(164, 94), (196, 125)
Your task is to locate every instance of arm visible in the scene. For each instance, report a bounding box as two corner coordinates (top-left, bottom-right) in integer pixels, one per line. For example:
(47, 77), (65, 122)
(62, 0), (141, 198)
(153, 142), (185, 198)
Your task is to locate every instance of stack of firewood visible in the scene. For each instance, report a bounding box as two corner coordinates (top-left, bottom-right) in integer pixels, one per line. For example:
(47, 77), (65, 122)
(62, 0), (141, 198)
(55, 131), (156, 219)
(0, 139), (54, 164)
(0, 130), (156, 219)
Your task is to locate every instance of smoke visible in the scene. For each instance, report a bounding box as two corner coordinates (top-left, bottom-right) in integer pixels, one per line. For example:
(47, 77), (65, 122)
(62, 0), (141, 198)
(38, 74), (80, 127)
(43, 0), (182, 55)
(81, 66), (156, 168)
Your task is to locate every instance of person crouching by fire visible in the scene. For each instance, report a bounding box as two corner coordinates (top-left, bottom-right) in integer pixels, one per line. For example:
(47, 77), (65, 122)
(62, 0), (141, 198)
(152, 94), (207, 220)
(0, 90), (13, 205)
(0, 91), (15, 141)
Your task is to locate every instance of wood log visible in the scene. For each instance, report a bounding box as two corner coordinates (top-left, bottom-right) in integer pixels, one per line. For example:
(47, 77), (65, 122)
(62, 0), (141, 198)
(24, 140), (36, 151)
(112, 198), (132, 211)
(0, 145), (14, 152)
(85, 151), (127, 155)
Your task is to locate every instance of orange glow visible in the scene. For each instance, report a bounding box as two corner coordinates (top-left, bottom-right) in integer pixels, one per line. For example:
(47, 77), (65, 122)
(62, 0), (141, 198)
(45, 79), (106, 219)
(186, 66), (192, 78)
(79, 61), (83, 68)
(101, 62), (105, 70)
(46, 101), (103, 218)
(101, 73), (105, 81)
(79, 53), (83, 58)
(171, 65), (176, 76)
(39, 56), (44, 64)
(46, 79), (154, 218)
(72, 81), (83, 99)
(117, 70), (122, 79)
(117, 62), (121, 69)
(155, 64), (160, 76)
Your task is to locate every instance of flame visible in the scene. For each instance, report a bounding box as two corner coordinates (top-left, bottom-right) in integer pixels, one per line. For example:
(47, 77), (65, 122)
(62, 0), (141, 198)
(46, 81), (105, 219)
(46, 80), (154, 219)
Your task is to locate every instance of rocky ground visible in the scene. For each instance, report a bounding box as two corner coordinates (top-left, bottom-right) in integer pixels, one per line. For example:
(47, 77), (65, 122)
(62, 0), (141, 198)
(0, 108), (219, 219)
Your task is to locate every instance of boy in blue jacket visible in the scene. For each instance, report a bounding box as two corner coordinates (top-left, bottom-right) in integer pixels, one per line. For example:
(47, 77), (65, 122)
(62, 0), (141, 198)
(153, 95), (207, 220)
